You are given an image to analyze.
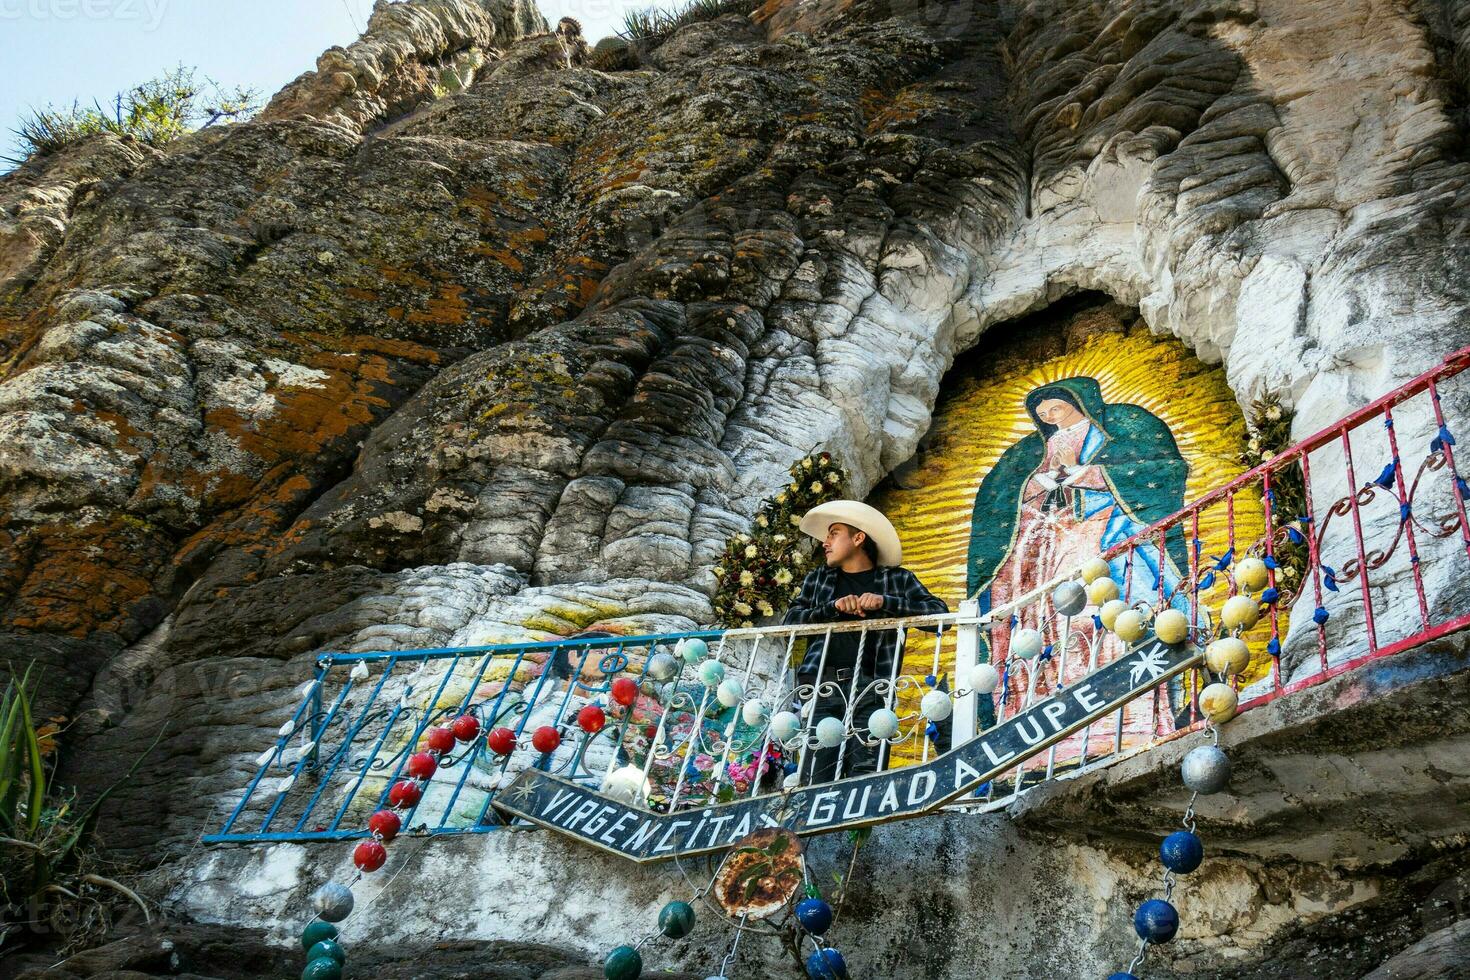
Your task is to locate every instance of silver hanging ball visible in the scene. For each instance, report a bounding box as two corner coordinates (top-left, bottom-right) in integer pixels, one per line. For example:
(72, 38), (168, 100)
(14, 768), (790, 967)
(1052, 580), (1088, 617)
(646, 652), (678, 682)
(1181, 745), (1231, 795)
(311, 881), (355, 922)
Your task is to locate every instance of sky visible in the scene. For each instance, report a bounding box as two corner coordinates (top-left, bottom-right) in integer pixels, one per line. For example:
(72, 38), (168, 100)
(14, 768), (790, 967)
(0, 0), (650, 161)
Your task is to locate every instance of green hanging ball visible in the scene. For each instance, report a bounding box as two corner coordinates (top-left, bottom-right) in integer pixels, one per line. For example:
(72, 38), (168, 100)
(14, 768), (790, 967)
(604, 944), (643, 980)
(300, 921), (338, 951)
(301, 956), (343, 980)
(658, 900), (696, 939)
(307, 939), (346, 965)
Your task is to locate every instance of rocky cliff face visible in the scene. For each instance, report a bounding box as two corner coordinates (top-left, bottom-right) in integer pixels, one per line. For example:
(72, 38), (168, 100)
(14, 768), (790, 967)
(3, 0), (1470, 975)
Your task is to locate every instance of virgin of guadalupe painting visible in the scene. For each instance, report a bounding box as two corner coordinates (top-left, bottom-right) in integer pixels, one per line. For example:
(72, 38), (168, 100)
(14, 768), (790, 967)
(966, 376), (1194, 753)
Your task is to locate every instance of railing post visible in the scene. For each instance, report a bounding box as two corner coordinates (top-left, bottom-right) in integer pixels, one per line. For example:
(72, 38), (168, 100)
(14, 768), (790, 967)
(952, 599), (980, 750)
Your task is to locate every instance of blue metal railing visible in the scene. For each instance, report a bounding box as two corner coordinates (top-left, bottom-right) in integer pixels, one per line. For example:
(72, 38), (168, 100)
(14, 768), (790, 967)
(203, 630), (722, 844)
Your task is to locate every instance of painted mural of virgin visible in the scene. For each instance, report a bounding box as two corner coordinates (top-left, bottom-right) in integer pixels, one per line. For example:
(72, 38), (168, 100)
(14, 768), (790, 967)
(966, 377), (1195, 759)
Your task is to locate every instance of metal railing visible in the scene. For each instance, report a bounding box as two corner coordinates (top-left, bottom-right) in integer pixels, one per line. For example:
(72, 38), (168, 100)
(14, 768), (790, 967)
(204, 346), (1470, 845)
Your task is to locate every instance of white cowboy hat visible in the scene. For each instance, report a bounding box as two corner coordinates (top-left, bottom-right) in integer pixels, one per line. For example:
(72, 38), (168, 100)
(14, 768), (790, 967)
(798, 500), (903, 567)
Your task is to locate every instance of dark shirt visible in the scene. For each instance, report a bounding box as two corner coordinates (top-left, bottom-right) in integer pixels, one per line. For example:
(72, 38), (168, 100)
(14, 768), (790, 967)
(824, 568), (880, 672)
(784, 564), (949, 681)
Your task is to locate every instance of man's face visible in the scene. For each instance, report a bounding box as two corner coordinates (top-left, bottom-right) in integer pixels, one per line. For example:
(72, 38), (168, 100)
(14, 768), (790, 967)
(823, 523), (865, 566)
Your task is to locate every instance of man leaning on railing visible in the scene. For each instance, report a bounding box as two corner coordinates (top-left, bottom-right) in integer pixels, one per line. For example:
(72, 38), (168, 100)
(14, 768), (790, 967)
(783, 500), (949, 784)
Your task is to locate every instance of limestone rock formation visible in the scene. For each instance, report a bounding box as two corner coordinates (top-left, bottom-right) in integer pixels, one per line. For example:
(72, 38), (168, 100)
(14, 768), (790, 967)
(3, 0), (1470, 976)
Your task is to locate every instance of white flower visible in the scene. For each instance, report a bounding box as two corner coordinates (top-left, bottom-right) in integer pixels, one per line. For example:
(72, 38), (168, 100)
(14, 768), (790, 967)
(773, 533), (787, 543)
(741, 620), (754, 628)
(756, 514), (768, 527)
(810, 481), (823, 493)
(1261, 451), (1275, 462)
(713, 566), (725, 578)
(774, 568), (792, 585)
(740, 571), (755, 586)
(758, 601), (775, 617)
(745, 544), (758, 558)
(734, 601), (753, 617)
(802, 459), (813, 470)
(737, 533), (750, 543)
(790, 514), (801, 526)
(1265, 405), (1282, 421)
(776, 493), (787, 504)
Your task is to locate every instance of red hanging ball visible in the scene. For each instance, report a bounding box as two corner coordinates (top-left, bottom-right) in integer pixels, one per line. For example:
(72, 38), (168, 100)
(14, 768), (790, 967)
(388, 780), (422, 808)
(531, 726), (561, 753)
(406, 751), (438, 780)
(610, 678), (638, 706)
(367, 809), (401, 842)
(486, 727), (517, 756)
(451, 715), (481, 742)
(423, 726), (455, 754)
(578, 705), (607, 734)
(353, 840), (387, 872)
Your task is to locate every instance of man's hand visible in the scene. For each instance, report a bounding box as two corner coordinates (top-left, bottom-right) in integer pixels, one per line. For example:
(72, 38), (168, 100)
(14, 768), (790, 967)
(836, 593), (885, 616)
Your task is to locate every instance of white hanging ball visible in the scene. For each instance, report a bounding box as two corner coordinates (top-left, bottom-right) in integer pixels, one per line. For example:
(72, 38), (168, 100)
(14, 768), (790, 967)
(716, 678), (744, 707)
(920, 689), (953, 722)
(1080, 556), (1112, 584)
(1052, 580), (1088, 617)
(1199, 683), (1239, 723)
(967, 662), (1000, 695)
(698, 659), (726, 688)
(1221, 594), (1261, 631)
(676, 637), (709, 663)
(1113, 609), (1148, 644)
(770, 711), (802, 742)
(646, 652), (679, 681)
(1154, 609), (1190, 645)
(603, 765), (648, 804)
(1010, 627), (1044, 660)
(1086, 576), (1120, 606)
(1181, 745), (1232, 794)
(867, 708), (900, 740)
(741, 699), (770, 727)
(311, 882), (355, 923)
(1098, 599), (1129, 631)
(1235, 557), (1269, 593)
(782, 771), (802, 789)
(1206, 637), (1251, 676)
(815, 716), (846, 748)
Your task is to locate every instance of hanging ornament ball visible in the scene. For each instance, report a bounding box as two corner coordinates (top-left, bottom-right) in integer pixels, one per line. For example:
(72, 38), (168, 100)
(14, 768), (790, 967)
(920, 689), (953, 722)
(1052, 580), (1088, 617)
(487, 727), (518, 756)
(1160, 830), (1204, 874)
(450, 714), (481, 742)
(676, 637), (709, 664)
(1221, 594), (1261, 631)
(301, 958), (343, 980)
(658, 899), (697, 939)
(532, 725), (561, 753)
(307, 939), (346, 965)
(1199, 682), (1239, 723)
(1107, 974), (1141, 980)
(611, 677), (639, 706)
(1010, 627), (1044, 660)
(968, 662), (1000, 694)
(771, 711), (802, 742)
(1099, 599), (1130, 631)
(310, 882), (354, 924)
(698, 659), (726, 688)
(1113, 609), (1148, 644)
(795, 897), (834, 935)
(1236, 556), (1269, 592)
(388, 780), (422, 809)
(1206, 637), (1251, 676)
(805, 946), (850, 980)
(353, 839), (387, 873)
(717, 678), (745, 707)
(605, 765), (647, 804)
(816, 716), (846, 748)
(1181, 745), (1232, 794)
(578, 705), (607, 734)
(1080, 556), (1112, 584)
(367, 808), (401, 843)
(646, 652), (679, 682)
(301, 919), (340, 949)
(405, 751), (437, 780)
(867, 708), (900, 740)
(1154, 608), (1190, 645)
(603, 944), (643, 980)
(742, 699), (770, 727)
(1086, 576), (1120, 606)
(423, 726), (456, 754)
(1133, 898), (1180, 943)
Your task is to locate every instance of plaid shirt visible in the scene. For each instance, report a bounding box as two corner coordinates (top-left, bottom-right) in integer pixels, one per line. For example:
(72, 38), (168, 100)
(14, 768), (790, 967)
(783, 564), (949, 679)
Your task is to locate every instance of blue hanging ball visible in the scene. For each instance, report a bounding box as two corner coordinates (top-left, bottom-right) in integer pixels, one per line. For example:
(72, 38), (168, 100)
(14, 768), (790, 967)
(306, 939), (346, 965)
(805, 947), (849, 980)
(1160, 831), (1204, 873)
(1134, 899), (1180, 943)
(604, 945), (643, 980)
(658, 900), (696, 939)
(795, 897), (834, 935)
(1106, 974), (1140, 980)
(301, 958), (343, 980)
